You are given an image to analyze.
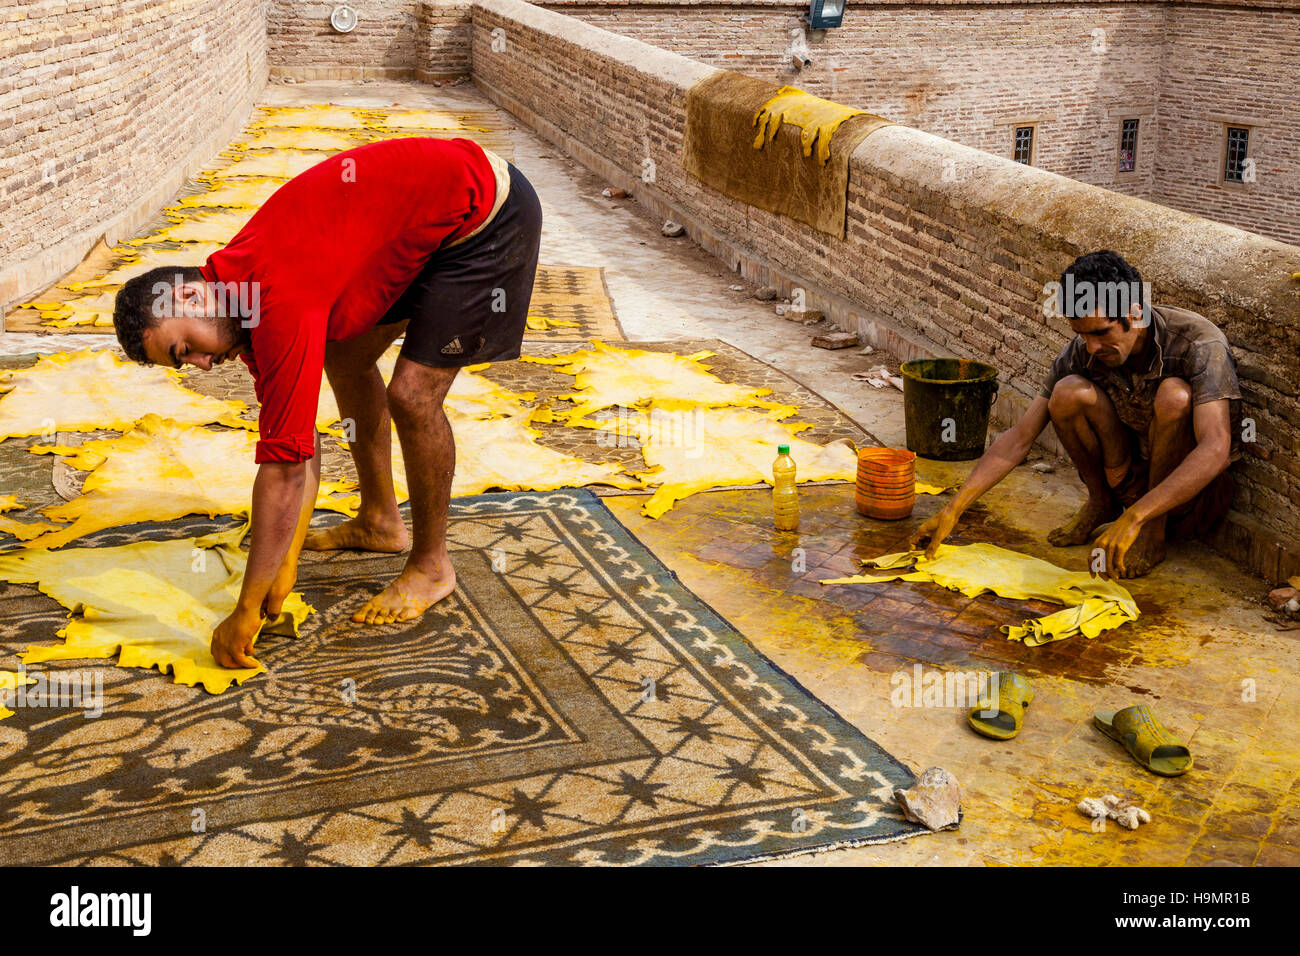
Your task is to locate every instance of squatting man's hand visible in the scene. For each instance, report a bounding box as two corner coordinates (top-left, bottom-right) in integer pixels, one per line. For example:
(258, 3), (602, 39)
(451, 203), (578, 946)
(909, 505), (959, 559)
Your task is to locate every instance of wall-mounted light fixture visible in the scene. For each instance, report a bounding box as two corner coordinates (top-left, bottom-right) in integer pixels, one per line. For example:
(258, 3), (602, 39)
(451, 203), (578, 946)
(803, 0), (846, 30)
(330, 4), (359, 33)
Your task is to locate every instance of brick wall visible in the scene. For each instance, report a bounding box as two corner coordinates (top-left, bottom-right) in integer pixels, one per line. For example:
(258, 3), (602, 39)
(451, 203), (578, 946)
(541, 0), (1300, 245)
(266, 1), (421, 76)
(418, 1), (474, 80)
(0, 0), (267, 312)
(471, 0), (1300, 579)
(1153, 5), (1300, 244)
(554, 2), (1165, 200)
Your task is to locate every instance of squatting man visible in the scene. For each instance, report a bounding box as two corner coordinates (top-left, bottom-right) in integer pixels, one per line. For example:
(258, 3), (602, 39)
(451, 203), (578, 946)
(112, 136), (543, 668)
(914, 250), (1241, 578)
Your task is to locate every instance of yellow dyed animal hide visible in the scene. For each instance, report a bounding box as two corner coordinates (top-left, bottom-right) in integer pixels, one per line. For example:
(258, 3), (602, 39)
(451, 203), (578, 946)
(753, 86), (865, 165)
(203, 151), (334, 182)
(626, 405), (857, 519)
(319, 409), (643, 515)
(21, 416), (365, 549)
(0, 494), (60, 543)
(250, 105), (378, 130)
(820, 542), (1140, 645)
(525, 341), (795, 426)
(0, 350), (253, 439)
(0, 669), (37, 721)
(171, 178), (285, 210)
(233, 128), (363, 152)
(315, 354), (537, 433)
(13, 291), (119, 328)
(914, 481), (951, 496)
(122, 209), (256, 246)
(57, 243), (225, 294)
(375, 109), (494, 131)
(525, 315), (579, 332)
(0, 526), (312, 696)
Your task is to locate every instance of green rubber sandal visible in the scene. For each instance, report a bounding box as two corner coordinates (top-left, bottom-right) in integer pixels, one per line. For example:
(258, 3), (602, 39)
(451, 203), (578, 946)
(967, 672), (1033, 740)
(1094, 705), (1193, 776)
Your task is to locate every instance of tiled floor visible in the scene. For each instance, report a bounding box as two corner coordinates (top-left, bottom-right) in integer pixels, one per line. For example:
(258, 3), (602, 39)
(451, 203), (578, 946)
(5, 79), (1297, 866)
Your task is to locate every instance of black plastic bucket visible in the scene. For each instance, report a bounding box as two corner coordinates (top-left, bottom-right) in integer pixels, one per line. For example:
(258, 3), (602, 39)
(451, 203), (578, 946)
(900, 358), (999, 461)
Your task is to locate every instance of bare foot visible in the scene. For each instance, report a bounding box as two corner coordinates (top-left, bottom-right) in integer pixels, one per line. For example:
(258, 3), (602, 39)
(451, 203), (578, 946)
(1047, 496), (1121, 547)
(352, 557), (456, 624)
(1118, 521), (1167, 578)
(304, 515), (409, 553)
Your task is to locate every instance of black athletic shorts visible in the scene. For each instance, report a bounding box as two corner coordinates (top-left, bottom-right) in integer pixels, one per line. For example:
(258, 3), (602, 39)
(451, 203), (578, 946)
(377, 162), (542, 367)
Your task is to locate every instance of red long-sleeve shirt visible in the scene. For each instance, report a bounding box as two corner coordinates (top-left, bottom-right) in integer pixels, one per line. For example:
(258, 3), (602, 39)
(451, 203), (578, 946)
(199, 136), (500, 463)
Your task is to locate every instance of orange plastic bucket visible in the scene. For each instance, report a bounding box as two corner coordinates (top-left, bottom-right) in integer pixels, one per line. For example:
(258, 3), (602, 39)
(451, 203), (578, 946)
(855, 448), (916, 520)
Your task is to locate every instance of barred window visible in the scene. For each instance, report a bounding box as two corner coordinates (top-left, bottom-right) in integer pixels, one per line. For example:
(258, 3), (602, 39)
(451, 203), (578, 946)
(1013, 126), (1034, 165)
(1118, 119), (1139, 173)
(1224, 126), (1250, 183)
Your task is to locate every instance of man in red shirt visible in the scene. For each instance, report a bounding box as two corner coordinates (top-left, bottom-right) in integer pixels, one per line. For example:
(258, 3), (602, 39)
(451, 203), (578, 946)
(113, 136), (542, 668)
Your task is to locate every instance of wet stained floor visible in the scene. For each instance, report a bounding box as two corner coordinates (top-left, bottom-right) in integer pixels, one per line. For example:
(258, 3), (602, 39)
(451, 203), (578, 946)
(607, 484), (1300, 866)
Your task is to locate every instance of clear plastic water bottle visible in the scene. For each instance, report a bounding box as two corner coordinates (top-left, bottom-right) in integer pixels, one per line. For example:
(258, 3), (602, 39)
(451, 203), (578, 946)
(772, 443), (799, 531)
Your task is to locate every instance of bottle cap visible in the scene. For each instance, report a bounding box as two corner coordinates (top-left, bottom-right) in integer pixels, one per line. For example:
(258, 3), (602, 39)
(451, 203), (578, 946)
(777, 444), (790, 455)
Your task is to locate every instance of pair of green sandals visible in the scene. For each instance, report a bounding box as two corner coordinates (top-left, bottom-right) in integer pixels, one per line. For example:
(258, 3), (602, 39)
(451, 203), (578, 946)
(967, 672), (1193, 777)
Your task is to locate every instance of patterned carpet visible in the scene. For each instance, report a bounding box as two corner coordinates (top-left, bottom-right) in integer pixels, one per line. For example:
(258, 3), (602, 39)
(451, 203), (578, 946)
(0, 491), (927, 865)
(523, 264), (623, 341)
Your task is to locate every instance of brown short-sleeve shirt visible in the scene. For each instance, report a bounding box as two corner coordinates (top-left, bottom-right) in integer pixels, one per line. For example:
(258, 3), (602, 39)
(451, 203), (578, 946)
(1039, 304), (1242, 461)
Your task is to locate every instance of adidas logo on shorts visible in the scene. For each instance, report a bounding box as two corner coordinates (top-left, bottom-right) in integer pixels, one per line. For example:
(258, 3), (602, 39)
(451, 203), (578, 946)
(440, 337), (464, 355)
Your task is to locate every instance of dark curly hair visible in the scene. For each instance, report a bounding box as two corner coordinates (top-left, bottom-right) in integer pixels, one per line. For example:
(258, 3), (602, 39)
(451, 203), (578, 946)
(113, 265), (205, 364)
(1058, 250), (1145, 331)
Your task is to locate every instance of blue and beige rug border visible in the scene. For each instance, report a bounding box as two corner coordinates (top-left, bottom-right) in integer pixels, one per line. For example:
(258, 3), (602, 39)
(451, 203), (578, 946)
(527, 488), (934, 865)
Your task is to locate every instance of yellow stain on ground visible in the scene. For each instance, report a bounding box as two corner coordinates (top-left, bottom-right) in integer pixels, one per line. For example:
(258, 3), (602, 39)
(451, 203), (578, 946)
(1121, 623), (1196, 667)
(623, 405), (857, 518)
(0, 350), (253, 439)
(764, 602), (868, 661)
(525, 340), (796, 425)
(0, 526), (312, 697)
(753, 86), (865, 165)
(822, 542), (1140, 644)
